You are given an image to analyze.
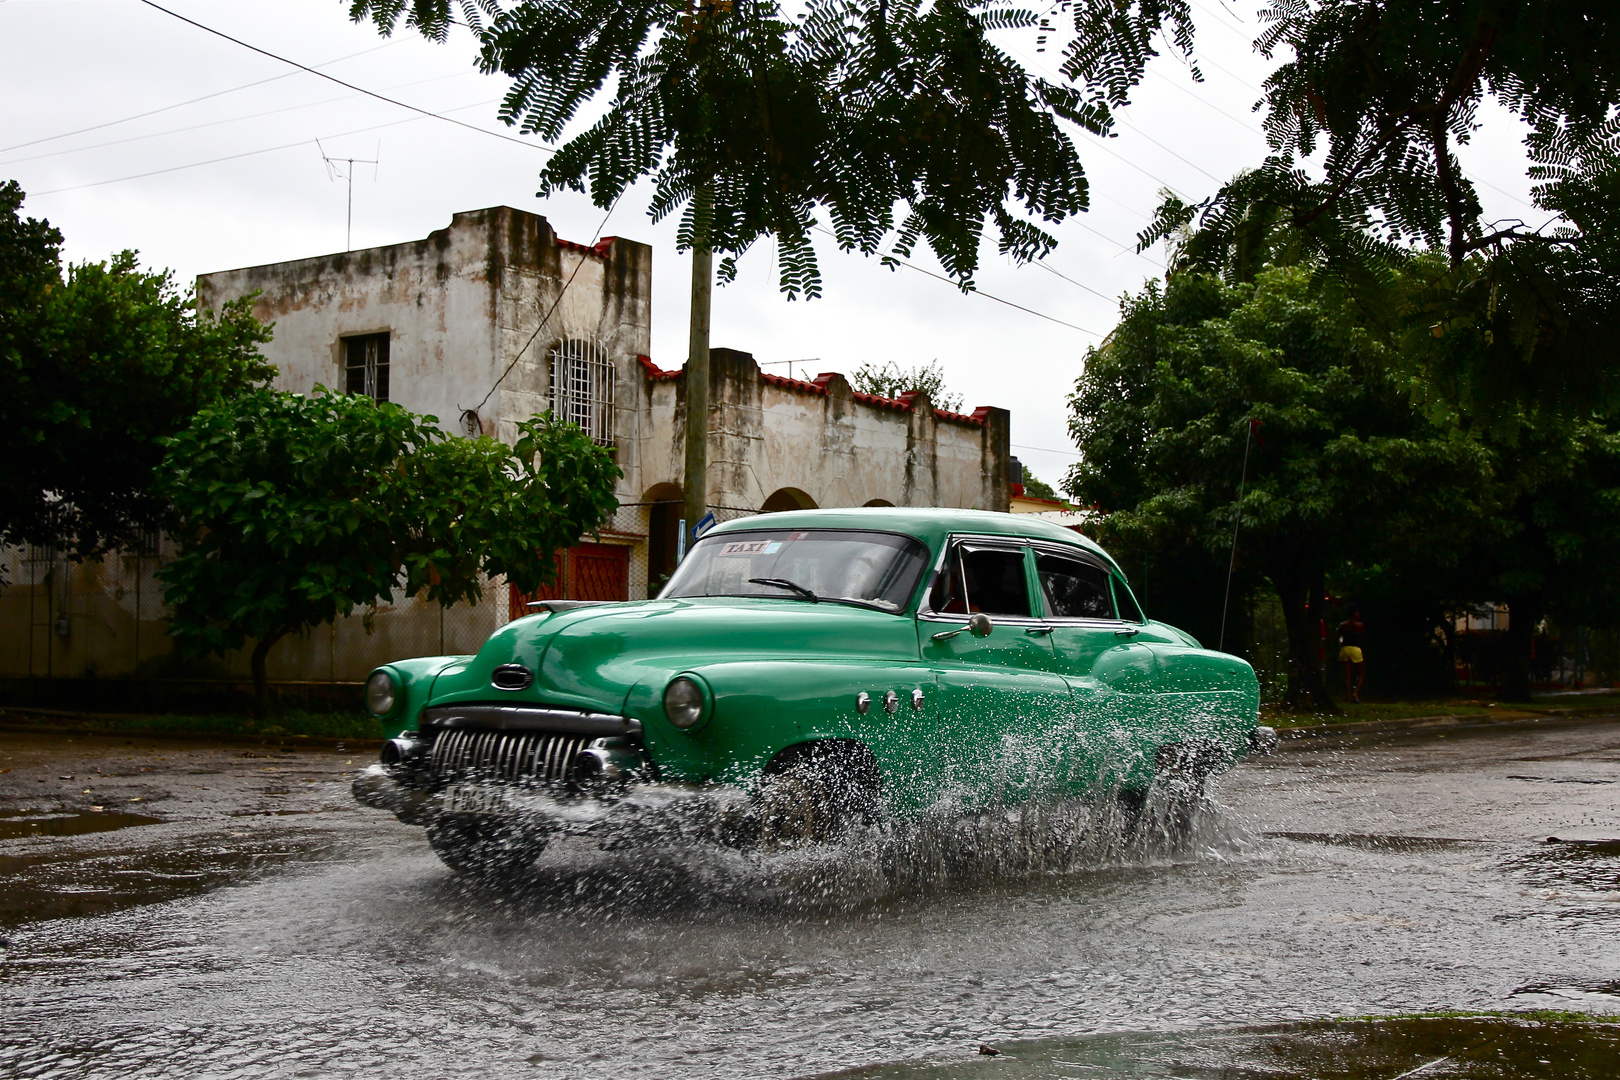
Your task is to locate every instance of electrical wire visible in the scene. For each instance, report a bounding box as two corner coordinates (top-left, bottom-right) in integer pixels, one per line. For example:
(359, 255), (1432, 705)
(1113, 115), (1226, 183)
(1031, 259), (1119, 302)
(813, 225), (1099, 334)
(1, 70), (478, 168)
(136, 0), (551, 153)
(0, 40), (399, 154)
(1144, 65), (1266, 135)
(29, 100), (496, 197)
(473, 193), (626, 413)
(896, 258), (1099, 334)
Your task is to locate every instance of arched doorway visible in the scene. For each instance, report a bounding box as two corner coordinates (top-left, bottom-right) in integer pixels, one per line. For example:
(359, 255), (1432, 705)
(760, 487), (818, 513)
(863, 498), (895, 507)
(644, 482), (683, 597)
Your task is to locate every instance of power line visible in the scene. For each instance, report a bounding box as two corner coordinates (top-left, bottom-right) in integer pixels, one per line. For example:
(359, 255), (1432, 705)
(1115, 116), (1226, 183)
(1145, 65), (1266, 135)
(136, 0), (551, 153)
(1012, 442), (1081, 457)
(812, 225), (1098, 333)
(1074, 217), (1166, 268)
(0, 40), (398, 154)
(473, 193), (626, 413)
(1031, 259), (1119, 303)
(894, 261), (1099, 334)
(28, 102), (494, 197)
(1, 70), (476, 168)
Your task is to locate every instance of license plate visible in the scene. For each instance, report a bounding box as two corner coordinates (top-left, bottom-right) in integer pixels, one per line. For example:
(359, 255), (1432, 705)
(441, 784), (512, 815)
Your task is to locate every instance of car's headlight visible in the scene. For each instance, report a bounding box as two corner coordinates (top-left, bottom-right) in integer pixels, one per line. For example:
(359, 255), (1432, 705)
(366, 669), (398, 716)
(663, 676), (708, 730)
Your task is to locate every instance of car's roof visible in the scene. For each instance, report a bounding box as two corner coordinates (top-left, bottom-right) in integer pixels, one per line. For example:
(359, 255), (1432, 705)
(706, 507), (1123, 574)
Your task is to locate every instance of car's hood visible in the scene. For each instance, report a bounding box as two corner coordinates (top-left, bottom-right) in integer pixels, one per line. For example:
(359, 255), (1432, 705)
(427, 597), (920, 713)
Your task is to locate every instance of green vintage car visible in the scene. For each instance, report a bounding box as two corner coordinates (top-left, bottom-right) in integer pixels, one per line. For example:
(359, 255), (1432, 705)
(353, 507), (1273, 873)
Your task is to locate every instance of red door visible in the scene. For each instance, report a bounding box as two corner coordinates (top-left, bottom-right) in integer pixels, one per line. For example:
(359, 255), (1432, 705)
(509, 543), (630, 619)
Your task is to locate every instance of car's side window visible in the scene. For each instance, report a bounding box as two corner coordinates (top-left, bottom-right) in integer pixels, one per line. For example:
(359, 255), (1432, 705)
(1036, 552), (1115, 619)
(929, 544), (1031, 617)
(1112, 577), (1145, 623)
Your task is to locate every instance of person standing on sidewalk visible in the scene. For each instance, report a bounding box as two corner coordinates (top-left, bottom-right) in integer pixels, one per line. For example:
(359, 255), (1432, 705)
(1338, 605), (1367, 703)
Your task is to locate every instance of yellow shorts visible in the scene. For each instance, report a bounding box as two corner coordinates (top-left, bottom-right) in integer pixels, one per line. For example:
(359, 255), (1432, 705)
(1339, 646), (1364, 664)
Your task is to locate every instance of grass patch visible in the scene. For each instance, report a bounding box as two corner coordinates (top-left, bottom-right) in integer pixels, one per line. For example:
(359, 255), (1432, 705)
(0, 707), (383, 741)
(1353, 1009), (1620, 1025)
(1535, 691), (1620, 713)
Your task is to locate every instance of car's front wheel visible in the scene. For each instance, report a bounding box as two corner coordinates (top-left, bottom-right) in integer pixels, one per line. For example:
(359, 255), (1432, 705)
(425, 814), (548, 877)
(757, 742), (880, 848)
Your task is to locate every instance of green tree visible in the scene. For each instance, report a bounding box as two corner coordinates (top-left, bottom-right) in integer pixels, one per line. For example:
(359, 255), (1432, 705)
(1020, 469), (1059, 501)
(0, 180), (274, 560)
(849, 359), (963, 411)
(1439, 412), (1620, 699)
(156, 390), (620, 719)
(1066, 266), (1489, 709)
(1140, 2), (1620, 422)
(346, 0), (1116, 536)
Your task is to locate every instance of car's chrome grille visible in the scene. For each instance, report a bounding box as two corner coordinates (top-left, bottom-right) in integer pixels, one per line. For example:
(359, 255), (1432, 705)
(429, 729), (590, 786)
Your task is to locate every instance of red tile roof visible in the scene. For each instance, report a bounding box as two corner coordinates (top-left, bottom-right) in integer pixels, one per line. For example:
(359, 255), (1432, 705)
(556, 236), (618, 258)
(641, 359), (986, 426)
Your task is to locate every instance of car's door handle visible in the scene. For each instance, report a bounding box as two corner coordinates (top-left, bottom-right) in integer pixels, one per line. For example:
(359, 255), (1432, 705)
(1114, 627), (1140, 638)
(1025, 625), (1054, 636)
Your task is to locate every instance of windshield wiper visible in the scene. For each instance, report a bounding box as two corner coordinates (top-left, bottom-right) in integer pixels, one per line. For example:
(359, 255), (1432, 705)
(748, 577), (818, 602)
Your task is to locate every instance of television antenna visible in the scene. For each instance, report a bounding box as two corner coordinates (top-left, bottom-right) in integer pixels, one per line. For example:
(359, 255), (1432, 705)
(317, 139), (379, 251)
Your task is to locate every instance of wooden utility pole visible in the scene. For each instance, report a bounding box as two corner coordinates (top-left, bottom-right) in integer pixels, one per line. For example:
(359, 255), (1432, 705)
(682, 182), (714, 543)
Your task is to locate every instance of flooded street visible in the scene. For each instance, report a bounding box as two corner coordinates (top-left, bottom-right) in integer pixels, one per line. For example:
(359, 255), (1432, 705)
(2, 718), (1617, 1078)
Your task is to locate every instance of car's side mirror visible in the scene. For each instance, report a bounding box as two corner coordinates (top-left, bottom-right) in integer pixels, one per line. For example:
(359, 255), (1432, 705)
(932, 611), (994, 642)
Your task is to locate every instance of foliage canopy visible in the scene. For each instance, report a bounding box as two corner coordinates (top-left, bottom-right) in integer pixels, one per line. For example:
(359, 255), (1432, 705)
(346, 0), (1177, 292)
(0, 180), (274, 560)
(156, 389), (620, 714)
(1067, 266), (1491, 706)
(849, 359), (963, 411)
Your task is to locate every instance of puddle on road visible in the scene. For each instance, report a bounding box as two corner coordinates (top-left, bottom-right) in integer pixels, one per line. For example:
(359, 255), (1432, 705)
(0, 808), (163, 840)
(1498, 838), (1620, 930)
(813, 1017), (1620, 1079)
(1513, 980), (1620, 1009)
(0, 832), (336, 928)
(1264, 831), (1484, 852)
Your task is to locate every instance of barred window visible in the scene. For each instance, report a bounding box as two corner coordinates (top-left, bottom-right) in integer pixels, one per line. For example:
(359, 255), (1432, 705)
(549, 337), (614, 446)
(344, 332), (390, 402)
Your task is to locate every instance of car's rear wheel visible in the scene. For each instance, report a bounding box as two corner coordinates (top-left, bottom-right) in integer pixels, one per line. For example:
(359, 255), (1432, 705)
(425, 814), (548, 877)
(757, 742), (880, 848)
(1141, 738), (1225, 845)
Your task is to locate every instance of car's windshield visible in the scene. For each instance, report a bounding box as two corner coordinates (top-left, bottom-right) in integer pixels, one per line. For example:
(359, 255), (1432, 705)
(661, 529), (931, 611)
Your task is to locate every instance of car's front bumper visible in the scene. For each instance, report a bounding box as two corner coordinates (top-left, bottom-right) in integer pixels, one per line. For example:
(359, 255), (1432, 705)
(352, 763), (755, 845)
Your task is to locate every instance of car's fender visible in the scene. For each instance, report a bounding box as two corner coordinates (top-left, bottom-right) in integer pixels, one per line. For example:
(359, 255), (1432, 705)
(375, 655), (474, 737)
(622, 658), (934, 792)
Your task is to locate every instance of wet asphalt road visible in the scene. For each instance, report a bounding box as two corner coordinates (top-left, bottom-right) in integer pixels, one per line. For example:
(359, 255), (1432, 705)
(1, 718), (1617, 1079)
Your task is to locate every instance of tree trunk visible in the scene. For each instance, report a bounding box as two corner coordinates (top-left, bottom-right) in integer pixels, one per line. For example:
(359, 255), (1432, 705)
(1274, 566), (1336, 713)
(1501, 594), (1542, 703)
(681, 181), (714, 550)
(249, 631), (285, 725)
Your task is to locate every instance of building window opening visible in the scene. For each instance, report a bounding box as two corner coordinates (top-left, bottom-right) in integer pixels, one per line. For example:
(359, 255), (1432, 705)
(550, 337), (614, 446)
(344, 333), (390, 402)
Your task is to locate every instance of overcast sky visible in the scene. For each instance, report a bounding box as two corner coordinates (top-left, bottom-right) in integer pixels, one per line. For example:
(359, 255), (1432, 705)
(2, 0), (1543, 489)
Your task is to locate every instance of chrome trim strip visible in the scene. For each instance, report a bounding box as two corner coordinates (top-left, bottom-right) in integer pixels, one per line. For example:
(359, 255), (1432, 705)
(420, 704), (643, 737)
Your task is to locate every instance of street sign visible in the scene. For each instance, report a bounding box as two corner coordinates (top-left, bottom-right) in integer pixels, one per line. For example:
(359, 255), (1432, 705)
(693, 511), (717, 540)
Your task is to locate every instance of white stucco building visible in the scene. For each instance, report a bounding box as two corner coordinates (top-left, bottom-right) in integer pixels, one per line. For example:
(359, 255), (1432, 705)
(197, 205), (1011, 607)
(0, 206), (1012, 687)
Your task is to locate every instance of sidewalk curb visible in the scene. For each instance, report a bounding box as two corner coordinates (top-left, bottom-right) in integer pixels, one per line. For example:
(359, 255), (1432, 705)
(1277, 706), (1620, 739)
(0, 708), (382, 752)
